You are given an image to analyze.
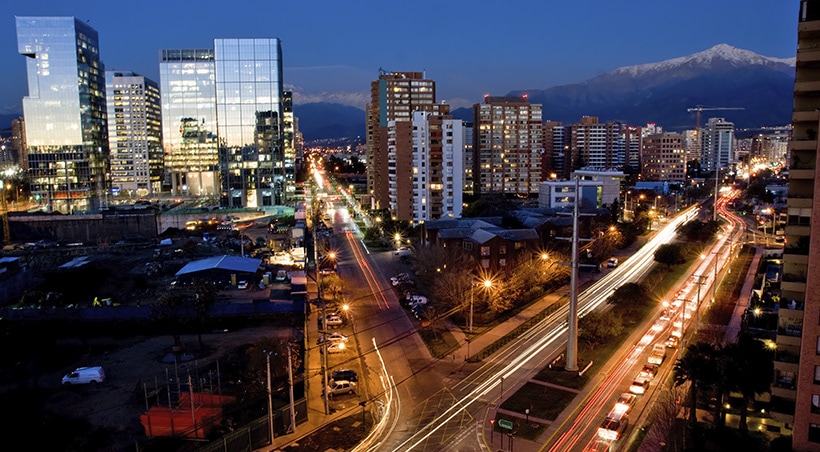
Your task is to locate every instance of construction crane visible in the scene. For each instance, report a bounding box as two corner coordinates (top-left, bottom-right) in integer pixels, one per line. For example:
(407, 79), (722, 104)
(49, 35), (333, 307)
(687, 105), (745, 134)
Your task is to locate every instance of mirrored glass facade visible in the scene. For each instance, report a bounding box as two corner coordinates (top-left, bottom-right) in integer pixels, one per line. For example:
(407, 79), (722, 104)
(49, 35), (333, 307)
(214, 38), (284, 208)
(16, 16), (108, 213)
(159, 49), (219, 197)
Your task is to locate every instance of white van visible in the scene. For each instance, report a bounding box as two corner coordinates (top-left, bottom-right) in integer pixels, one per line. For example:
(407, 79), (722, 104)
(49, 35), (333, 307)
(62, 366), (106, 385)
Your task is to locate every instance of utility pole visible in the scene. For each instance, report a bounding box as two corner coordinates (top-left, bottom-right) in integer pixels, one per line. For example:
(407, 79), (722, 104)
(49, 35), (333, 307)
(565, 175), (580, 372)
(288, 347), (296, 433)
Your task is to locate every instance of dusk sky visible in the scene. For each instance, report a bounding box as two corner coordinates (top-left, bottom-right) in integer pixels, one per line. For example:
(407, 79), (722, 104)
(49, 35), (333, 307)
(1, 1), (800, 115)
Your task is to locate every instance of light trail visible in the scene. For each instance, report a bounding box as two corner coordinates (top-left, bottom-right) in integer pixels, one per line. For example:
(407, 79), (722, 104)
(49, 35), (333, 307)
(345, 229), (392, 310)
(387, 207), (700, 450)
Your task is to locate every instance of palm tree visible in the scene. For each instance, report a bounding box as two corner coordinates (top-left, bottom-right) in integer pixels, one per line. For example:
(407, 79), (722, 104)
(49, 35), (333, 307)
(724, 335), (774, 434)
(673, 341), (718, 426)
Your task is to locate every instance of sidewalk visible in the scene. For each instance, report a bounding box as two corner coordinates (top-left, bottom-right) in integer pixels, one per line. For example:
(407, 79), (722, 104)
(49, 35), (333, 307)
(723, 245), (763, 346)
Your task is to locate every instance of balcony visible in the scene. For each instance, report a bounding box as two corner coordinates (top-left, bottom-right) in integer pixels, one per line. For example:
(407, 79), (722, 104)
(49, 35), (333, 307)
(774, 350), (800, 364)
(777, 325), (803, 338)
(795, 78), (820, 92)
(790, 139), (818, 151)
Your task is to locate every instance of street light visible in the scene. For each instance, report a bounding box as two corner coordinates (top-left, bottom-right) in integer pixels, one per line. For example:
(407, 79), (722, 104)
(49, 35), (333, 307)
(623, 190), (632, 221)
(469, 278), (493, 334)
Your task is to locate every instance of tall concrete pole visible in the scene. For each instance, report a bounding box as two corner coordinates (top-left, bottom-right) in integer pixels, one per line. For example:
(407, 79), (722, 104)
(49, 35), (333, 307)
(565, 175), (580, 372)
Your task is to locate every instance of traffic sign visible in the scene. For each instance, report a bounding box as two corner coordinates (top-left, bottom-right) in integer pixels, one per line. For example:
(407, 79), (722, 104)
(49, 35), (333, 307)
(498, 419), (513, 430)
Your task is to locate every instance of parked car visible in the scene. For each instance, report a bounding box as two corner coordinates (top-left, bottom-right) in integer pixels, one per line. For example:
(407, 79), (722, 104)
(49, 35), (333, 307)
(607, 257), (618, 268)
(317, 332), (349, 345)
(331, 369), (358, 382)
(392, 247), (412, 257)
(390, 273), (411, 286)
(62, 366), (106, 385)
(237, 280), (248, 290)
(323, 315), (344, 328)
(323, 380), (357, 396)
(275, 270), (288, 282)
(321, 342), (347, 354)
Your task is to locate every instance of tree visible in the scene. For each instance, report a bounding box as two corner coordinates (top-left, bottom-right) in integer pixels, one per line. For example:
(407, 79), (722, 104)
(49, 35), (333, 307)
(192, 278), (219, 348)
(579, 311), (624, 350)
(724, 336), (774, 434)
(153, 289), (190, 347)
(654, 243), (686, 270)
(673, 341), (718, 426)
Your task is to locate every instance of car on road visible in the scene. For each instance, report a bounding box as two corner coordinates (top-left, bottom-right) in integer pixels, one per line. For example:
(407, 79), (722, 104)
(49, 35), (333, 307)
(331, 369), (358, 382)
(583, 439), (611, 452)
(607, 257), (618, 268)
(665, 335), (680, 349)
(317, 332), (349, 345)
(323, 380), (356, 396)
(613, 392), (637, 414)
(597, 410), (628, 441)
(629, 376), (650, 395)
(638, 363), (659, 380)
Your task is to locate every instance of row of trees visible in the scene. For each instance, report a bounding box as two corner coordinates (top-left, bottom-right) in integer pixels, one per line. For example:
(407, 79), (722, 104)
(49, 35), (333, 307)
(673, 335), (774, 435)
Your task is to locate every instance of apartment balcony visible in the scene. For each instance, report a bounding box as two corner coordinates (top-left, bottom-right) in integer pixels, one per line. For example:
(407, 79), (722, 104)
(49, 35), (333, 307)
(798, 46), (820, 64)
(789, 168), (816, 181)
(790, 139), (818, 151)
(777, 336), (802, 350)
(787, 197), (813, 209)
(795, 76), (820, 93)
(781, 280), (807, 295)
(793, 109), (820, 122)
(772, 386), (797, 402)
(774, 350), (800, 365)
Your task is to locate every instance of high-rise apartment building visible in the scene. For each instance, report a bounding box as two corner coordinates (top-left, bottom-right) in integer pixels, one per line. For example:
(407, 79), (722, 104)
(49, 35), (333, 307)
(11, 117), (26, 170)
(159, 49), (219, 198)
(16, 16), (108, 214)
(567, 116), (624, 173)
(462, 121), (474, 196)
(701, 117), (735, 172)
(366, 71), (437, 211)
(542, 121), (565, 180)
(386, 111), (463, 225)
(105, 71), (163, 198)
(472, 96), (543, 196)
(641, 132), (686, 182)
(215, 38), (284, 208)
(782, 2), (820, 448)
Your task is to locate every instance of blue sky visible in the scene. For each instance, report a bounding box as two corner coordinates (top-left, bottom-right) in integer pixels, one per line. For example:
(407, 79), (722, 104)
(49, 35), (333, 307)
(1, 1), (799, 114)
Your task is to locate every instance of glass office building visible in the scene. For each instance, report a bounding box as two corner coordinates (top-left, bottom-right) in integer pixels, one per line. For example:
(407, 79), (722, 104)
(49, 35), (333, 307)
(214, 38), (284, 208)
(159, 49), (219, 198)
(16, 16), (108, 213)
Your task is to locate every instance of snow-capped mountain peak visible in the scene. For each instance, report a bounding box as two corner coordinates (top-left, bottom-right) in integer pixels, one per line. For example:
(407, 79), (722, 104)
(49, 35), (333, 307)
(611, 44), (795, 78)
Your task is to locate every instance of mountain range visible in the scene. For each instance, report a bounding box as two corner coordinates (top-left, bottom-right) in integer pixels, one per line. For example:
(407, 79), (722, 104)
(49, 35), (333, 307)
(294, 44), (795, 144)
(1, 45), (795, 143)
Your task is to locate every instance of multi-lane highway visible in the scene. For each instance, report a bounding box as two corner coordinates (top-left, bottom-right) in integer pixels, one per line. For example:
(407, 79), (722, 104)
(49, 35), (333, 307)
(313, 161), (747, 451)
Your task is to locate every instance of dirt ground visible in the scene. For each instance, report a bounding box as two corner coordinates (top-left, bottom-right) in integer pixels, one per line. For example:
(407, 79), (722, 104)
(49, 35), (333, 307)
(0, 324), (296, 451)
(0, 228), (301, 451)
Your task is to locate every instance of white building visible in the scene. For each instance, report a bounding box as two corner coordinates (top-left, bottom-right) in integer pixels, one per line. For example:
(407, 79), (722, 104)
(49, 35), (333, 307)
(105, 71), (163, 198)
(538, 168), (624, 209)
